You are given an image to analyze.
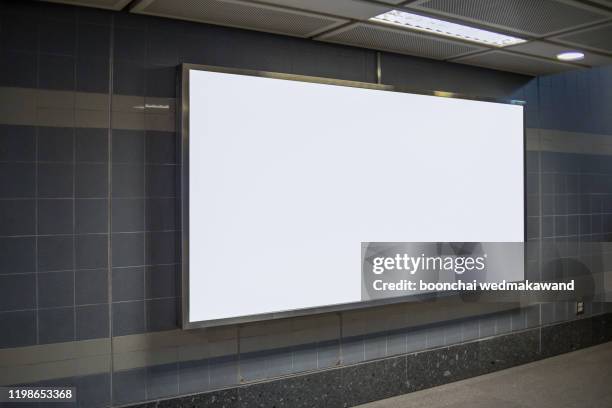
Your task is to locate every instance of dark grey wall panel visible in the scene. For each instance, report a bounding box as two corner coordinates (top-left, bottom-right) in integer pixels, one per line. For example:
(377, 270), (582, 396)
(0, 2), (609, 408)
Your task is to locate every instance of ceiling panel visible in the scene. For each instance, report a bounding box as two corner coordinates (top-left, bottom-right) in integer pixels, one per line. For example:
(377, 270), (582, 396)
(131, 0), (348, 38)
(407, 0), (611, 36)
(255, 0), (392, 20)
(453, 50), (579, 75)
(41, 0), (131, 9)
(552, 22), (612, 53)
(318, 22), (484, 60)
(506, 40), (612, 66)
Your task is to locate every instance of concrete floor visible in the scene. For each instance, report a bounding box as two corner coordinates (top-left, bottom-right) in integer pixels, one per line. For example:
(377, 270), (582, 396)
(358, 342), (612, 408)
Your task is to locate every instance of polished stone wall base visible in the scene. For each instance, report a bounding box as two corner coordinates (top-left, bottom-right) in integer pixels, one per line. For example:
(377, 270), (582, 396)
(125, 312), (612, 408)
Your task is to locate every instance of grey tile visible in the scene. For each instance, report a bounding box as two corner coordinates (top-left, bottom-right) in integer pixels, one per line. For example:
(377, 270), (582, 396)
(146, 131), (176, 164)
(0, 310), (37, 348)
(208, 355), (238, 389)
(75, 269), (108, 305)
(145, 64), (175, 98)
(75, 163), (108, 198)
(0, 237), (35, 274)
(113, 27), (145, 60)
(76, 373), (111, 408)
(146, 264), (178, 299)
(461, 319), (480, 342)
(342, 356), (407, 406)
(145, 164), (176, 197)
(406, 328), (427, 353)
(264, 349), (302, 378)
(112, 233), (144, 267)
(0, 50), (37, 88)
(443, 322), (462, 345)
(78, 23), (110, 57)
(292, 343), (317, 373)
(0, 15), (38, 52)
(38, 163), (74, 198)
(38, 199), (73, 235)
(75, 198), (108, 234)
(112, 198), (145, 232)
(0, 125), (36, 161)
(38, 127), (74, 162)
(426, 325), (445, 348)
(147, 363), (178, 400)
(112, 163), (144, 198)
(178, 359), (208, 395)
(341, 336), (364, 365)
(317, 339), (340, 368)
(0, 163), (35, 198)
(113, 129), (145, 164)
(38, 307), (75, 344)
(75, 234), (108, 269)
(76, 128), (108, 163)
(386, 331), (407, 356)
(479, 315), (496, 338)
(495, 313), (512, 335)
(241, 351), (273, 382)
(146, 231), (178, 265)
(146, 298), (178, 332)
(38, 236), (74, 272)
(0, 199), (35, 236)
(364, 334), (386, 361)
(113, 368), (146, 406)
(511, 309), (526, 331)
(0, 273), (35, 311)
(541, 302), (555, 325)
(39, 54), (75, 90)
(113, 59), (145, 96)
(76, 304), (109, 340)
(146, 30), (179, 65)
(76, 55), (109, 93)
(39, 19), (76, 55)
(38, 271), (74, 308)
(112, 267), (144, 302)
(112, 300), (145, 336)
(145, 198), (177, 231)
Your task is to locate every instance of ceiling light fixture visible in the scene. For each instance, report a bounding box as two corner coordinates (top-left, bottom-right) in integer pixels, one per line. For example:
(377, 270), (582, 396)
(556, 51), (585, 61)
(371, 10), (526, 47)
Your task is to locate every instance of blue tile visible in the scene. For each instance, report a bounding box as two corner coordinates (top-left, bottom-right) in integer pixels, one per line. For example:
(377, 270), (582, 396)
(112, 300), (145, 336)
(38, 271), (74, 308)
(208, 355), (238, 389)
(178, 358), (209, 394)
(146, 363), (178, 400)
(76, 304), (109, 340)
(113, 368), (146, 406)
(0, 273), (35, 311)
(38, 307), (75, 344)
(76, 373), (110, 408)
(317, 339), (340, 368)
(0, 310), (36, 348)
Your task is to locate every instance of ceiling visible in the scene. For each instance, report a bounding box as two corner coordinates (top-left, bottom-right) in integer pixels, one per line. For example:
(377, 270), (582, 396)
(44, 0), (612, 76)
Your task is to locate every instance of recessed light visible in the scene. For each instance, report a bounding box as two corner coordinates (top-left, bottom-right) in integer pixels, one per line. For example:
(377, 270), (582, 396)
(370, 10), (526, 47)
(556, 51), (585, 61)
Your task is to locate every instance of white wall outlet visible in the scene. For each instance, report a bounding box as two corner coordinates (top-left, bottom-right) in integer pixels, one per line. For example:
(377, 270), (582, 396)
(576, 301), (584, 315)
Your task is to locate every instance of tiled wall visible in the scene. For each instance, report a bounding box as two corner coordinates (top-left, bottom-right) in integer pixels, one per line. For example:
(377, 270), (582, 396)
(0, 1), (610, 407)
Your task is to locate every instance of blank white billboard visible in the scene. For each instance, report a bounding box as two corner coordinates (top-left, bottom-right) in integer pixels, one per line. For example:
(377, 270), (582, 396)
(184, 67), (524, 327)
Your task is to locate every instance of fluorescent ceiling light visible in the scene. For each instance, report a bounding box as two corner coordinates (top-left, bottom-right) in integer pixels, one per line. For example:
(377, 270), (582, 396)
(371, 10), (526, 47)
(556, 51), (585, 61)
